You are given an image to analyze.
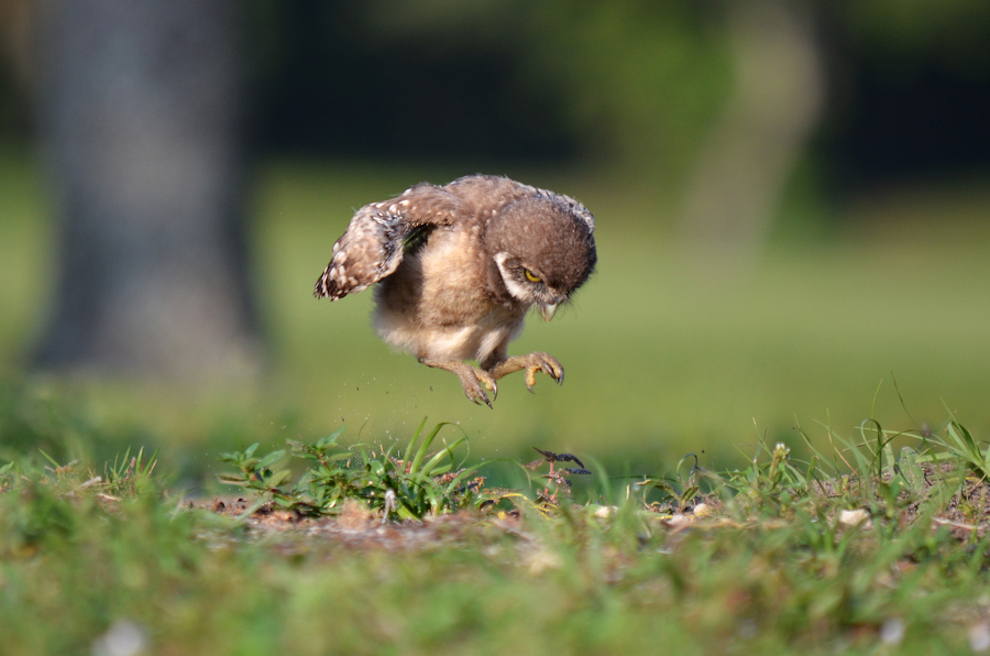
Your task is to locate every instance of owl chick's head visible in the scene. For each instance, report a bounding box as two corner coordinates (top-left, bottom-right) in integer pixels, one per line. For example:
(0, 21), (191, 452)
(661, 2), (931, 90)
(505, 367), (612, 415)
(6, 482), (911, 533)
(486, 195), (597, 320)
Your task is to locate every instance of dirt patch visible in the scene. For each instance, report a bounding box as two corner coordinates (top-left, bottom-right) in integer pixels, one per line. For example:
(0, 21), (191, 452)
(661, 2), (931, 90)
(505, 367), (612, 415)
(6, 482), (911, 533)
(204, 496), (528, 552)
(198, 461), (990, 552)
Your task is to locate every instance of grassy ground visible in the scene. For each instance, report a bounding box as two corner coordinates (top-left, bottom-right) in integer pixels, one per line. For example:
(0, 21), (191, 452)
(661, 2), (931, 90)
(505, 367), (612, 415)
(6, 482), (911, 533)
(3, 403), (990, 655)
(4, 151), (990, 653)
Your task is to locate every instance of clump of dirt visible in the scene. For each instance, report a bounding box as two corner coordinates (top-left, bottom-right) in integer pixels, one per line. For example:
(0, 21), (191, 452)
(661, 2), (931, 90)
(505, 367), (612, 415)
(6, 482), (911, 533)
(206, 496), (527, 553)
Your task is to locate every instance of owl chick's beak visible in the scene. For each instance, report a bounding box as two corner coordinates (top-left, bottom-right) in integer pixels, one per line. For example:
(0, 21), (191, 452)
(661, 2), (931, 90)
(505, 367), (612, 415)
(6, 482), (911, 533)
(539, 303), (558, 322)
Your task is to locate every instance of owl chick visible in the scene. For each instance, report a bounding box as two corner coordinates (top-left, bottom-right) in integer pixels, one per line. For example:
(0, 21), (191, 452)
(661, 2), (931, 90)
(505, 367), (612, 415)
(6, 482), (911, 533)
(314, 175), (596, 407)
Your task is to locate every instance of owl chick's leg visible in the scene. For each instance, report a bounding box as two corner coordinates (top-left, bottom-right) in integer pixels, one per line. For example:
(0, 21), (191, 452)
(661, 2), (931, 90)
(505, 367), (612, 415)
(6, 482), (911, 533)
(419, 358), (498, 408)
(484, 352), (564, 393)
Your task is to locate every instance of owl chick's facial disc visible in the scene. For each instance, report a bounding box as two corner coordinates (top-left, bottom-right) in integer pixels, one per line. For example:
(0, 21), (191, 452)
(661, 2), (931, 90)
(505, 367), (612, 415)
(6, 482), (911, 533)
(486, 196), (597, 322)
(315, 174), (596, 408)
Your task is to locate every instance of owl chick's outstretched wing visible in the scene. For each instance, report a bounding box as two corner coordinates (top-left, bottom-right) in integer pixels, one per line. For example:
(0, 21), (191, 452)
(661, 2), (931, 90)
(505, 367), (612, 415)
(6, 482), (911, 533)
(314, 182), (463, 300)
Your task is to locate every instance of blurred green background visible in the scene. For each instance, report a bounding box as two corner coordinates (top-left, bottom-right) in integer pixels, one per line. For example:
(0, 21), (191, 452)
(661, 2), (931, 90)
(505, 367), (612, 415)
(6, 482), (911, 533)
(1, 1), (989, 483)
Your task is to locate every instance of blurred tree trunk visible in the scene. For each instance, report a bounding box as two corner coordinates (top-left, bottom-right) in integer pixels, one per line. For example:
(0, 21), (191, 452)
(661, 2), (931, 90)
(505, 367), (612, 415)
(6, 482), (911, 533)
(31, 0), (263, 381)
(678, 1), (824, 261)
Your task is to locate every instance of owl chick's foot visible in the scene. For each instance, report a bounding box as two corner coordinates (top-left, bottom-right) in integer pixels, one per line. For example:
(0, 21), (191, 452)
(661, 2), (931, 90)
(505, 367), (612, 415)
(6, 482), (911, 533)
(419, 358), (498, 408)
(488, 352), (564, 393)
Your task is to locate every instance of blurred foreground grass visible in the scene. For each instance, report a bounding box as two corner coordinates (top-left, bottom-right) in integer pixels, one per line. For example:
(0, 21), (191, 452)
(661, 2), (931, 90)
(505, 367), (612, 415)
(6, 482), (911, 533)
(2, 149), (990, 483)
(3, 403), (990, 654)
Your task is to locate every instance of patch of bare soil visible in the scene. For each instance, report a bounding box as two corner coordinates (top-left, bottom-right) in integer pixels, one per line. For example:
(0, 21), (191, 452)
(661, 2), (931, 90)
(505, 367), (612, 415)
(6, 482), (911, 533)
(198, 462), (990, 551)
(205, 497), (527, 553)
(812, 462), (990, 539)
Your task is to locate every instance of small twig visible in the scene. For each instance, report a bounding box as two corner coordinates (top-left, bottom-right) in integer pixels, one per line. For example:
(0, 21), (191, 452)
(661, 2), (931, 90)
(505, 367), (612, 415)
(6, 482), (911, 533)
(932, 517), (979, 532)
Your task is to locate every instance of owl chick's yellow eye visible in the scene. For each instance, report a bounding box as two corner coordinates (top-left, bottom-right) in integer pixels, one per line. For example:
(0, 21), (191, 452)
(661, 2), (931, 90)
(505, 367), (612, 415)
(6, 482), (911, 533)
(523, 269), (541, 283)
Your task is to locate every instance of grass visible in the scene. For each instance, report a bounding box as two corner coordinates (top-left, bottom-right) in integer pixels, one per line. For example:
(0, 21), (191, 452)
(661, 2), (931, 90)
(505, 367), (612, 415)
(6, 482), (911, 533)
(3, 393), (990, 654)
(217, 419), (491, 520)
(3, 150), (990, 651)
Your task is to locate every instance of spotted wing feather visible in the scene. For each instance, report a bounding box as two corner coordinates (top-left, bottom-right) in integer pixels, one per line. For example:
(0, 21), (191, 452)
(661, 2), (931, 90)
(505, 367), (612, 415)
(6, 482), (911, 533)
(314, 183), (461, 300)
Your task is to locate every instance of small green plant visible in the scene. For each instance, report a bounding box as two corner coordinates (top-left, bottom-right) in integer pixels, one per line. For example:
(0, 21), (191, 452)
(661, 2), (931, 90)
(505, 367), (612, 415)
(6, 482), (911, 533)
(635, 453), (707, 513)
(930, 418), (990, 480)
(100, 446), (161, 497)
(216, 442), (292, 500)
(218, 419), (494, 520)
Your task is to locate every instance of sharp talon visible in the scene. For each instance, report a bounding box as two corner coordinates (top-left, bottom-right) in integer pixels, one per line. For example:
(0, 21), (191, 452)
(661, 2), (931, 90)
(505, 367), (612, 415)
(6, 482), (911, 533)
(468, 389), (493, 408)
(478, 370), (497, 403)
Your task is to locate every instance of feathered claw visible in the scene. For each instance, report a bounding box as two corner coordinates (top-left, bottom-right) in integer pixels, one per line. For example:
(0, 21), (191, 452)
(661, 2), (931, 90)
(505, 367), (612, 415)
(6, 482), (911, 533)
(489, 351), (564, 393)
